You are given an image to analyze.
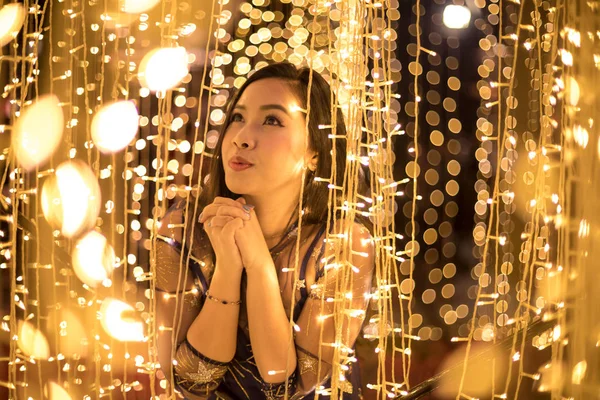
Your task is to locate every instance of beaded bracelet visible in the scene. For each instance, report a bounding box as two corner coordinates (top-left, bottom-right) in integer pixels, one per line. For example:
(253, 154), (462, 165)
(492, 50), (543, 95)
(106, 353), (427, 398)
(205, 290), (241, 306)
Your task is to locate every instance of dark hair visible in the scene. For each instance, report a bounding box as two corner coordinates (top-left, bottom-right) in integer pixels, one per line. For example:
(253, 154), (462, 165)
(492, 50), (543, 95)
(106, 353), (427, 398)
(189, 61), (369, 256)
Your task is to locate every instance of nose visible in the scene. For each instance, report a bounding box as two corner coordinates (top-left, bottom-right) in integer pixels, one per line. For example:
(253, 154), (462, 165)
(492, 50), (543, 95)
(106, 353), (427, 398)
(231, 124), (256, 150)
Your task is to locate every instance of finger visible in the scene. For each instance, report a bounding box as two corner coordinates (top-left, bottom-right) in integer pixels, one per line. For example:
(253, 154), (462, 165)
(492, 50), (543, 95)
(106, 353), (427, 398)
(204, 216), (235, 229)
(216, 205), (251, 221)
(236, 197), (246, 205)
(200, 202), (252, 223)
(222, 217), (244, 237)
(199, 203), (234, 223)
(198, 204), (218, 223)
(214, 197), (254, 214)
(214, 197), (246, 209)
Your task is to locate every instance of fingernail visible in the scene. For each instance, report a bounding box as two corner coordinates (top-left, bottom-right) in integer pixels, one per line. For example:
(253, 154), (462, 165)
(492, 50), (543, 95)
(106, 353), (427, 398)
(242, 205), (254, 213)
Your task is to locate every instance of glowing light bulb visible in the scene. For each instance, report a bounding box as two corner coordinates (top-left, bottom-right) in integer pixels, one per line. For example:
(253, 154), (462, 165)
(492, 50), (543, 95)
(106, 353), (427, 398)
(13, 95), (64, 171)
(0, 3), (26, 47)
(91, 101), (139, 153)
(41, 160), (101, 238)
(100, 298), (145, 342)
(121, 0), (161, 14)
(138, 47), (189, 92)
(72, 230), (115, 287)
(443, 5), (471, 29)
(17, 320), (50, 359)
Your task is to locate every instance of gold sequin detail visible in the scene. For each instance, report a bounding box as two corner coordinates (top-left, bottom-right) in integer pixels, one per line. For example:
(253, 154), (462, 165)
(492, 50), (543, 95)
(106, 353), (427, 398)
(297, 350), (319, 375)
(174, 340), (228, 395)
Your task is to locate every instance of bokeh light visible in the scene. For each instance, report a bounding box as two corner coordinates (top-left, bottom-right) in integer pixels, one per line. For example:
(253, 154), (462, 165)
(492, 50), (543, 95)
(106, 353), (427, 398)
(100, 298), (145, 342)
(41, 160), (101, 238)
(13, 95), (64, 171)
(138, 47), (189, 92)
(17, 320), (50, 360)
(72, 230), (115, 288)
(443, 5), (471, 29)
(0, 3), (26, 47)
(91, 101), (139, 154)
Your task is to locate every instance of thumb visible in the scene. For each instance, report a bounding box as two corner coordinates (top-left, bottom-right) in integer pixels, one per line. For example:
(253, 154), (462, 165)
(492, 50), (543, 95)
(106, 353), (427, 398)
(236, 197), (246, 205)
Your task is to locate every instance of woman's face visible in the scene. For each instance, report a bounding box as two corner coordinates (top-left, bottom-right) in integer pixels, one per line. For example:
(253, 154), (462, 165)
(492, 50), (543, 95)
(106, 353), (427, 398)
(221, 78), (316, 197)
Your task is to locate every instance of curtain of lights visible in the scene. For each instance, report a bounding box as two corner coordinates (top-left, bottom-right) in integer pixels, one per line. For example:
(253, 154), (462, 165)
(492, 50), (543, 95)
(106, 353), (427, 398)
(0, 0), (598, 399)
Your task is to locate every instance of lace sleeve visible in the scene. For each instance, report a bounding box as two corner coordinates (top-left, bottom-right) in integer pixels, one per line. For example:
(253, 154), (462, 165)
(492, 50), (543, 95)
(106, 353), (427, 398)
(155, 203), (228, 399)
(172, 338), (229, 397)
(291, 223), (375, 398)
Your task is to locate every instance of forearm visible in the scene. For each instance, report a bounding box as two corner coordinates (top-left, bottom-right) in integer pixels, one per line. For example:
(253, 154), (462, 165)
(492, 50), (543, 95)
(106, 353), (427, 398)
(186, 264), (242, 362)
(246, 262), (297, 382)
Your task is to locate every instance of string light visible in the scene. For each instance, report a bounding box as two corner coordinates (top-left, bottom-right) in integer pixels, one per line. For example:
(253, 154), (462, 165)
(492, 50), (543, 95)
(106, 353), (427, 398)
(3, 0), (597, 399)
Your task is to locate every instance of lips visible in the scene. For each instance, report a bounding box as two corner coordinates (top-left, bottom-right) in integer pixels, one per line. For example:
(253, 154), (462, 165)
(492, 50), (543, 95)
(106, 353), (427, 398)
(228, 156), (253, 172)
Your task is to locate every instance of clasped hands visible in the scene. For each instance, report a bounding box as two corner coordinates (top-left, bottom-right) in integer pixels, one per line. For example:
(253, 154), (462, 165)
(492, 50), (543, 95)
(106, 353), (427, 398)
(198, 196), (272, 273)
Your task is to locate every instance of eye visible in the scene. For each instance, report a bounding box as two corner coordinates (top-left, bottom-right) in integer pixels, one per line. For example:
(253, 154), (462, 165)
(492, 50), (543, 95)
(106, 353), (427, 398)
(230, 112), (243, 123)
(264, 114), (283, 126)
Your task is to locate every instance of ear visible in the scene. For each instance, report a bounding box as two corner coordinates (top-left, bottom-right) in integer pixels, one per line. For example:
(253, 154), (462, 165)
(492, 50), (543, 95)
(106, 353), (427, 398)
(306, 151), (318, 171)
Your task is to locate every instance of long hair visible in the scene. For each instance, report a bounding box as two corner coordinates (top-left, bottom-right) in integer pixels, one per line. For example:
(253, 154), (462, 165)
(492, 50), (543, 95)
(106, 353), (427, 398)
(188, 61), (369, 259)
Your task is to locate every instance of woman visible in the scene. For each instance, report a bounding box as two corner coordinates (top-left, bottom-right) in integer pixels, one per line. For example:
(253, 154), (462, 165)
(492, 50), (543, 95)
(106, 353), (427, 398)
(155, 62), (375, 399)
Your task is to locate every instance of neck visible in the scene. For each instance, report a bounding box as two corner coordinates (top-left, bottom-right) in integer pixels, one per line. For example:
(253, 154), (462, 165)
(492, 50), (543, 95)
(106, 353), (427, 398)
(244, 190), (301, 242)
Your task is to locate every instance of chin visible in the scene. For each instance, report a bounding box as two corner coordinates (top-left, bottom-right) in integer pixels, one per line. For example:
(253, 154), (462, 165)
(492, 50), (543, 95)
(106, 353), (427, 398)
(225, 177), (255, 196)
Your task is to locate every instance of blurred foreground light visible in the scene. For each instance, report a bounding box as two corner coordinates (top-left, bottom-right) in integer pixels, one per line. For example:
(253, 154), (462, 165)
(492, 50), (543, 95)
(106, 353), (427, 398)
(121, 0), (160, 14)
(100, 298), (145, 342)
(72, 230), (115, 287)
(0, 3), (26, 47)
(13, 95), (64, 171)
(537, 362), (563, 392)
(49, 309), (88, 358)
(572, 361), (587, 385)
(47, 381), (73, 400)
(138, 47), (189, 92)
(437, 343), (505, 398)
(18, 320), (50, 359)
(41, 160), (101, 238)
(568, 77), (580, 107)
(91, 101), (139, 153)
(443, 5), (471, 29)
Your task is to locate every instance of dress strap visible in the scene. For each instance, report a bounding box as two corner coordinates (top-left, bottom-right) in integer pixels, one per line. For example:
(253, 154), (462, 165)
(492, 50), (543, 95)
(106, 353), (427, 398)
(156, 235), (209, 293)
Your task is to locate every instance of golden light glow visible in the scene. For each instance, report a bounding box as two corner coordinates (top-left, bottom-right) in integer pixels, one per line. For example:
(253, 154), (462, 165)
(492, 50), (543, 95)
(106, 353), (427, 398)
(91, 101), (139, 153)
(50, 309), (89, 358)
(572, 361), (587, 385)
(568, 77), (580, 106)
(72, 230), (115, 287)
(4, 0), (596, 398)
(442, 5), (471, 30)
(17, 320), (50, 360)
(138, 47), (189, 92)
(99, 298), (145, 342)
(47, 381), (73, 400)
(121, 0), (161, 14)
(13, 95), (64, 171)
(41, 160), (101, 238)
(0, 3), (26, 47)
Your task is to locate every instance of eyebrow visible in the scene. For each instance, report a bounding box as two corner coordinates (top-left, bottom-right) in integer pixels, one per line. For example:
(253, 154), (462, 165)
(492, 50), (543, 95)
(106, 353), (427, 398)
(234, 104), (291, 116)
